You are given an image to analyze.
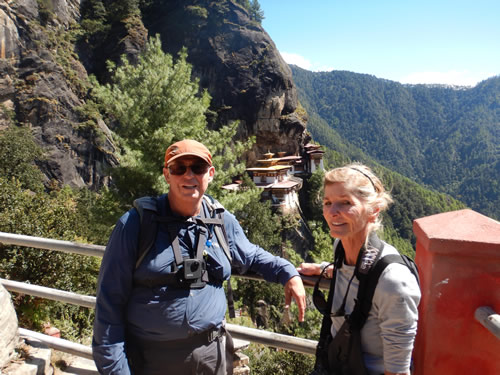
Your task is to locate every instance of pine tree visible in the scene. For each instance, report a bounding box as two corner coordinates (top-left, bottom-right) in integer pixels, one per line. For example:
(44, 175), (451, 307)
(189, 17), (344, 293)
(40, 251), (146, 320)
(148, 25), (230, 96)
(90, 34), (254, 207)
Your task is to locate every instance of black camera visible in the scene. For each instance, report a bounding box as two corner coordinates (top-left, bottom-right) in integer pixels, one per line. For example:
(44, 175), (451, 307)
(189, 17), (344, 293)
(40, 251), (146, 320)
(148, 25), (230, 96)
(183, 258), (206, 280)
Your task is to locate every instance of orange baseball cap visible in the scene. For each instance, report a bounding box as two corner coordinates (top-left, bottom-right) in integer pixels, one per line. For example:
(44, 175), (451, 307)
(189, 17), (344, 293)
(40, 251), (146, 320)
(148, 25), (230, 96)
(164, 139), (212, 166)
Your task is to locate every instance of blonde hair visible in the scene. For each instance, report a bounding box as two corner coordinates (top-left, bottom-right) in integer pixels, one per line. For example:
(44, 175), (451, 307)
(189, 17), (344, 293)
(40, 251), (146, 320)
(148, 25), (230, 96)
(323, 163), (393, 234)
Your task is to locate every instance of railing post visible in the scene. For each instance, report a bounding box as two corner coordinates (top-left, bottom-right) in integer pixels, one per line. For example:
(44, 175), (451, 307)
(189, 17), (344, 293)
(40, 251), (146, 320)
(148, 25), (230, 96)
(413, 209), (500, 375)
(475, 306), (500, 340)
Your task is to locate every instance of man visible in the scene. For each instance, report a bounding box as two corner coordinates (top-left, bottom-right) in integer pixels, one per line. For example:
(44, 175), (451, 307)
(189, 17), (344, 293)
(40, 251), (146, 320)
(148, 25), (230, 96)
(92, 139), (306, 375)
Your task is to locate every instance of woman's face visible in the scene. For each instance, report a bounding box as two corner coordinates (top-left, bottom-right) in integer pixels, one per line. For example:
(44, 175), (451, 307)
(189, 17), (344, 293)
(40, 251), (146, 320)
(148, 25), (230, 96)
(322, 182), (372, 242)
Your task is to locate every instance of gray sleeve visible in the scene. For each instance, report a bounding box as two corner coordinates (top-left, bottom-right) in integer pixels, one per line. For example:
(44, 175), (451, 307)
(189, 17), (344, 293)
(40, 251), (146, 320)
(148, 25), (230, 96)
(372, 262), (421, 373)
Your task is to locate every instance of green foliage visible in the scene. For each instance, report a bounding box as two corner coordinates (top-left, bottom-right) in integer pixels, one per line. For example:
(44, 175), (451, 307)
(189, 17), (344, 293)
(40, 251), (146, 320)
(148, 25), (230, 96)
(232, 195), (281, 250)
(382, 169), (466, 247)
(0, 178), (100, 338)
(186, 5), (208, 19)
(0, 126), (45, 192)
(81, 0), (139, 29)
(308, 221), (334, 263)
(244, 344), (314, 375)
(0, 127), (101, 339)
(80, 0), (111, 44)
(37, 0), (54, 25)
(107, 0), (140, 22)
(235, 0), (265, 23)
(242, 292), (320, 373)
(301, 169), (325, 222)
(75, 187), (121, 244)
(248, 0), (265, 23)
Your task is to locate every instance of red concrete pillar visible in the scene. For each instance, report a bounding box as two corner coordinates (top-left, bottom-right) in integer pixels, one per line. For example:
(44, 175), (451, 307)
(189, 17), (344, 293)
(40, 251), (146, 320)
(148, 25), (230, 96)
(413, 209), (500, 375)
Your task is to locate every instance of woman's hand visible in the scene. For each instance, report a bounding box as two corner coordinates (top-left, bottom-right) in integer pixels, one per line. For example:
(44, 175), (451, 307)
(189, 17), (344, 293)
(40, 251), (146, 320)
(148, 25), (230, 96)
(297, 263), (322, 276)
(297, 263), (334, 278)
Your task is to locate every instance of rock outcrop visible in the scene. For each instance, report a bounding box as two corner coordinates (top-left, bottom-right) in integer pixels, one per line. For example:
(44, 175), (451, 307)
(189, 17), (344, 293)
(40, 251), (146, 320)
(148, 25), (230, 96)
(0, 0), (117, 189)
(0, 283), (18, 368)
(143, 1), (308, 163)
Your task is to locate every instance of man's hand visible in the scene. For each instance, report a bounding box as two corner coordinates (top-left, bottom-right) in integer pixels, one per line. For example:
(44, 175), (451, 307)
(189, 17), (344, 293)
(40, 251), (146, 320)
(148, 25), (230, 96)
(284, 275), (306, 322)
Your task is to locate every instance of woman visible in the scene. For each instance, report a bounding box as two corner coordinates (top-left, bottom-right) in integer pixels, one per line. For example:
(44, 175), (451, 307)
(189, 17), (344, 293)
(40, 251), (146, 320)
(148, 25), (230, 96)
(299, 163), (420, 375)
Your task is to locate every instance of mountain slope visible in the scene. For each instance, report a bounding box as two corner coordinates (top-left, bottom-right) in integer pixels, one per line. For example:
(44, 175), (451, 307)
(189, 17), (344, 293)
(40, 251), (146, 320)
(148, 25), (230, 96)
(291, 65), (500, 219)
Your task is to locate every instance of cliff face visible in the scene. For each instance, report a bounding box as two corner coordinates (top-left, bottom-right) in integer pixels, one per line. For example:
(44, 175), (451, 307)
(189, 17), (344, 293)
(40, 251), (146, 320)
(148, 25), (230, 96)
(142, 1), (308, 163)
(0, 0), (307, 188)
(0, 0), (117, 188)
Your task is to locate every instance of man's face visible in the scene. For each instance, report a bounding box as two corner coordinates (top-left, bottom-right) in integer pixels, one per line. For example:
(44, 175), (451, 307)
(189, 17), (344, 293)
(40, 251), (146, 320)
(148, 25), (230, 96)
(164, 156), (215, 207)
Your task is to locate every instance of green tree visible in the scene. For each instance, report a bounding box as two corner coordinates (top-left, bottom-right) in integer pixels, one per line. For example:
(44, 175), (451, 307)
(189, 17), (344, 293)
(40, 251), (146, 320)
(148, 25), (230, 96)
(0, 125), (101, 340)
(0, 126), (45, 192)
(301, 169), (325, 222)
(236, 0), (265, 23)
(0, 178), (100, 339)
(248, 0), (265, 23)
(90, 34), (254, 210)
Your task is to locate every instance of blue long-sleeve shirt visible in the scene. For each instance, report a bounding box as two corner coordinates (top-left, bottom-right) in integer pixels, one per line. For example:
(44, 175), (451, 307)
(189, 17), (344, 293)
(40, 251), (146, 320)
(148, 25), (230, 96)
(92, 194), (299, 374)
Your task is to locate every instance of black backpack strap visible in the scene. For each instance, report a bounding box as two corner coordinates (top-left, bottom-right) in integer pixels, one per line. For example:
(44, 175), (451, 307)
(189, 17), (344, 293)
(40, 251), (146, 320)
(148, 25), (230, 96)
(349, 234), (385, 330)
(313, 239), (341, 370)
(202, 195), (232, 263)
(201, 195), (236, 319)
(133, 197), (159, 269)
(351, 252), (420, 330)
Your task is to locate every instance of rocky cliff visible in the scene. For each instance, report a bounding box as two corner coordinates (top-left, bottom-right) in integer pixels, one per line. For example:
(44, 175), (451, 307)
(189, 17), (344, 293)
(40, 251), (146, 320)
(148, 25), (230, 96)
(0, 0), (117, 189)
(0, 0), (308, 188)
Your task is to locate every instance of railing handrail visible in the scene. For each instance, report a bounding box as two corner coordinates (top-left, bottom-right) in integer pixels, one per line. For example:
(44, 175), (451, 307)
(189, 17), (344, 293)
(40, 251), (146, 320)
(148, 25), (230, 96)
(0, 230), (322, 356)
(0, 231), (328, 289)
(2, 278), (317, 355)
(19, 328), (94, 360)
(3, 230), (499, 364)
(3, 231), (500, 342)
(1, 278), (96, 309)
(475, 306), (500, 340)
(0, 231), (105, 257)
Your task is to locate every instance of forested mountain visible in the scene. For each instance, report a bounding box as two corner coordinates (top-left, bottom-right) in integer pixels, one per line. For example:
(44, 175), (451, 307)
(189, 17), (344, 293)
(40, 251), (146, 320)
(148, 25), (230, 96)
(291, 66), (500, 220)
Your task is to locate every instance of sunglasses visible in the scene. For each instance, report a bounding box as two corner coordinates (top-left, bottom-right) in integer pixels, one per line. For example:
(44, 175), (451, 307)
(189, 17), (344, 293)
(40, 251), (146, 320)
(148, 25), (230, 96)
(312, 262), (355, 317)
(167, 162), (210, 175)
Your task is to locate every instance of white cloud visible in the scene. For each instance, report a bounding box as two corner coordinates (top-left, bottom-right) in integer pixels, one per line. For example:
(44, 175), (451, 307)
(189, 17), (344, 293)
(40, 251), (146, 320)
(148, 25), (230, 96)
(279, 52), (334, 72)
(399, 70), (495, 87)
(280, 52), (313, 70)
(312, 64), (335, 72)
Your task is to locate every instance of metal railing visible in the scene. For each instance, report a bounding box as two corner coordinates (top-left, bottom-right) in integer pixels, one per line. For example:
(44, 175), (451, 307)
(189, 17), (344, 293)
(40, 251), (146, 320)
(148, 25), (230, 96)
(0, 231), (321, 361)
(1, 277), (318, 356)
(2, 230), (499, 365)
(0, 231), (328, 289)
(19, 328), (94, 360)
(475, 306), (500, 340)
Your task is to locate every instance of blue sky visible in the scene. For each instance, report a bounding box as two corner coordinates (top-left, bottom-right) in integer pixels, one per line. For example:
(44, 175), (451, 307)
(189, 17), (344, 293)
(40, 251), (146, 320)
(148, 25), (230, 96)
(259, 0), (499, 86)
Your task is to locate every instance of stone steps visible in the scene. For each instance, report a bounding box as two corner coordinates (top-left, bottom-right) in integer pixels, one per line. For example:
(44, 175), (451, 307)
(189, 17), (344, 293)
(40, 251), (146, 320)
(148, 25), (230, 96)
(1, 338), (53, 375)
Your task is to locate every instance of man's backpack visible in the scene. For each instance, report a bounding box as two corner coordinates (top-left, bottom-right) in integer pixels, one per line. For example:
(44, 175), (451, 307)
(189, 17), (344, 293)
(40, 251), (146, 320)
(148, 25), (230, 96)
(132, 194), (236, 316)
(133, 194), (232, 269)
